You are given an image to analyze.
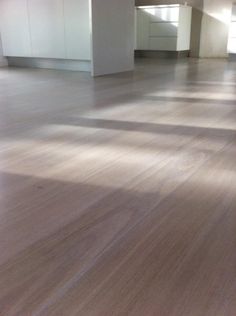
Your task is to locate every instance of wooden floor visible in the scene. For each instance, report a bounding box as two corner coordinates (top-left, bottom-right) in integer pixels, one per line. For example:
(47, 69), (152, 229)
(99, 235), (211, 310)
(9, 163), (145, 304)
(0, 58), (236, 316)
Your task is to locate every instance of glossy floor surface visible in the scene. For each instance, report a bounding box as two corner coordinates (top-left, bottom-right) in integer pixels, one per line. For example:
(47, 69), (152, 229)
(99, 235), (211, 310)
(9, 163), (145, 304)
(0, 59), (236, 315)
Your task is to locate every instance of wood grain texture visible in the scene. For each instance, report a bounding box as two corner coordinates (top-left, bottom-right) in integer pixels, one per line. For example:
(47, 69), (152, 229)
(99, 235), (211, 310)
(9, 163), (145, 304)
(0, 58), (236, 315)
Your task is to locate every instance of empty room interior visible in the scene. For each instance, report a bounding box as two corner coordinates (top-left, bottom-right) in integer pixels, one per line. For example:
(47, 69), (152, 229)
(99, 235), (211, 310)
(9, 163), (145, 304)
(1, 0), (236, 315)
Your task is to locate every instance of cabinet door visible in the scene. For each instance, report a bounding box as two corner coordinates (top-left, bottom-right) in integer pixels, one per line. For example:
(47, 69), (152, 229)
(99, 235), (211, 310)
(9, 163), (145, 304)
(232, 4), (236, 22)
(64, 0), (91, 60)
(28, 0), (66, 58)
(150, 22), (178, 37)
(177, 7), (192, 51)
(136, 9), (150, 50)
(0, 0), (31, 57)
(149, 37), (177, 51)
(149, 7), (179, 22)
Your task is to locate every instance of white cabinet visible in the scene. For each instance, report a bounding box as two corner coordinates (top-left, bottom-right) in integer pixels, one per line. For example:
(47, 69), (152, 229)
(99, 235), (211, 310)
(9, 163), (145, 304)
(149, 38), (177, 51)
(150, 23), (178, 37)
(148, 6), (179, 22)
(0, 0), (134, 76)
(0, 0), (90, 60)
(0, 0), (31, 57)
(228, 4), (236, 54)
(28, 0), (66, 59)
(64, 0), (91, 60)
(136, 5), (192, 52)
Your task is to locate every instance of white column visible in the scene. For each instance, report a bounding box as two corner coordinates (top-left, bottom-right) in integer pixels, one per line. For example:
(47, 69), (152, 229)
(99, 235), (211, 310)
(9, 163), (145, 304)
(91, 0), (135, 76)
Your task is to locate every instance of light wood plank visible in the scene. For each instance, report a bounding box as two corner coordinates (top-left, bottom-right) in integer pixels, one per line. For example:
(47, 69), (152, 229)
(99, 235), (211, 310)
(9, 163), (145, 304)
(0, 58), (236, 315)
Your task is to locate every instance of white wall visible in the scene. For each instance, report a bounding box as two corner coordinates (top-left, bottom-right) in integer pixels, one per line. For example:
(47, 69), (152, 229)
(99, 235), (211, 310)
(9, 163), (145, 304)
(199, 0), (233, 58)
(91, 0), (135, 76)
